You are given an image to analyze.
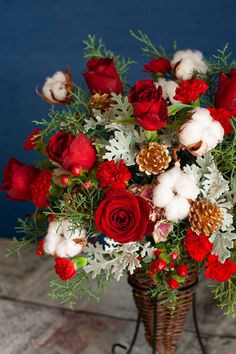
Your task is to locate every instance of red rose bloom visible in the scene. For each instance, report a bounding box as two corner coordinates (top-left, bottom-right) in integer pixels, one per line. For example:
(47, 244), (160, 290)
(128, 79), (168, 131)
(174, 78), (208, 103)
(208, 107), (233, 136)
(215, 69), (236, 116)
(205, 254), (236, 282)
(144, 57), (171, 74)
(54, 257), (77, 281)
(0, 158), (39, 201)
(96, 160), (131, 190)
(31, 169), (52, 208)
(184, 228), (213, 262)
(24, 128), (41, 151)
(83, 58), (123, 95)
(47, 131), (96, 171)
(95, 189), (154, 243)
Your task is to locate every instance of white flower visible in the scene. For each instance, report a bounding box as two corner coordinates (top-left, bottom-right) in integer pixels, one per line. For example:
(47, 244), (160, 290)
(171, 49), (208, 80)
(153, 166), (199, 221)
(43, 219), (87, 258)
(178, 108), (224, 156)
(156, 78), (179, 104)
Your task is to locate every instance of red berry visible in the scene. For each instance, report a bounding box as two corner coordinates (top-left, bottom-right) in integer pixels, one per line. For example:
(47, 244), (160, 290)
(171, 251), (179, 260)
(71, 165), (83, 176)
(176, 264), (188, 277)
(84, 180), (93, 189)
(48, 214), (56, 223)
(167, 278), (179, 289)
(169, 261), (175, 269)
(154, 249), (162, 257)
(36, 248), (44, 256)
(38, 239), (44, 247)
(148, 271), (156, 277)
(61, 175), (69, 185)
(155, 258), (167, 272)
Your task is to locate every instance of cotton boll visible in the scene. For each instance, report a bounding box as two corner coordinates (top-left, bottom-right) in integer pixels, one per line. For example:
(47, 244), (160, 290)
(157, 166), (182, 188)
(157, 79), (179, 104)
(209, 120), (224, 142)
(165, 195), (190, 221)
(153, 184), (175, 208)
(62, 220), (87, 240)
(171, 50), (208, 80)
(191, 108), (213, 127)
(174, 173), (199, 200)
(42, 82), (58, 104)
(179, 120), (203, 146)
(44, 232), (62, 255)
(52, 82), (67, 101)
(52, 71), (66, 82)
(39, 70), (71, 104)
(56, 239), (83, 258)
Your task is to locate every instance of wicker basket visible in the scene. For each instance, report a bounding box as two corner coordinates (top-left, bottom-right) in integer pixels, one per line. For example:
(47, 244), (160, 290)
(128, 262), (197, 354)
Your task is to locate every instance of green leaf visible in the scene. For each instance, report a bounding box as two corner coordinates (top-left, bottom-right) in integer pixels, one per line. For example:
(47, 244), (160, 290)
(73, 257), (88, 270)
(168, 103), (193, 116)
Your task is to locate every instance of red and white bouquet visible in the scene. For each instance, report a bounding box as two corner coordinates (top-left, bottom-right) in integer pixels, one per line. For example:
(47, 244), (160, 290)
(2, 31), (236, 314)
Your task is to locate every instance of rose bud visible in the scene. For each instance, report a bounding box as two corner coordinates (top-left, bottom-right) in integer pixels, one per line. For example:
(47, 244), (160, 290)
(215, 69), (236, 117)
(83, 58), (123, 95)
(24, 128), (42, 151)
(0, 158), (39, 201)
(46, 131), (97, 171)
(178, 108), (224, 157)
(36, 68), (73, 104)
(128, 78), (168, 131)
(176, 264), (188, 277)
(171, 49), (208, 81)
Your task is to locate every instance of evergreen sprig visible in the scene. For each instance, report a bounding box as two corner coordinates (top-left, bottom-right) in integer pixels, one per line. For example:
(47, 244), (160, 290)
(210, 279), (236, 317)
(83, 34), (135, 82)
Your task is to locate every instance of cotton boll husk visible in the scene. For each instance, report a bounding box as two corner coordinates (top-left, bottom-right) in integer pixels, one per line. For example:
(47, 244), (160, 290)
(157, 166), (182, 188)
(165, 195), (190, 221)
(52, 82), (67, 101)
(157, 79), (179, 104)
(178, 120), (203, 146)
(56, 239), (83, 258)
(153, 184), (175, 208)
(174, 173), (199, 200)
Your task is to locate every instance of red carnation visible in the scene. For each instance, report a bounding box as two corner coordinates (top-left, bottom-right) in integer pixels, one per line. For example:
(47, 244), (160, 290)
(31, 169), (52, 208)
(184, 228), (213, 262)
(95, 189), (154, 243)
(144, 58), (171, 74)
(96, 160), (131, 190)
(174, 78), (208, 103)
(24, 128), (42, 151)
(54, 257), (77, 281)
(205, 254), (236, 282)
(208, 107), (233, 136)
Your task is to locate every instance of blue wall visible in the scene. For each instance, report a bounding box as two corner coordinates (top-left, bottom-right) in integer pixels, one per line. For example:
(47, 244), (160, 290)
(0, 0), (235, 237)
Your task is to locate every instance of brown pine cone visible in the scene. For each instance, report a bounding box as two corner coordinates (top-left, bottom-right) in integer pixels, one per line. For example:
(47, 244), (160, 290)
(136, 142), (171, 175)
(189, 200), (223, 236)
(89, 93), (112, 112)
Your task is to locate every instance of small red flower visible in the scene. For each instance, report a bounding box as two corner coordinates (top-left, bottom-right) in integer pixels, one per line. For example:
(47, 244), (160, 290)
(174, 78), (208, 103)
(54, 257), (77, 281)
(205, 255), (236, 282)
(208, 107), (233, 136)
(24, 128), (41, 151)
(96, 160), (131, 190)
(31, 169), (52, 208)
(144, 58), (171, 74)
(184, 228), (212, 262)
(167, 278), (179, 289)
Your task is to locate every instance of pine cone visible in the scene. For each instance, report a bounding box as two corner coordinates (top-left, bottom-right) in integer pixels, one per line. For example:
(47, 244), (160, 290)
(136, 143), (171, 175)
(89, 93), (112, 112)
(189, 200), (223, 236)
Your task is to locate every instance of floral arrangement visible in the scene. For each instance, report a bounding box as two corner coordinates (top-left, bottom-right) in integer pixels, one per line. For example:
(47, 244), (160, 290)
(2, 31), (236, 315)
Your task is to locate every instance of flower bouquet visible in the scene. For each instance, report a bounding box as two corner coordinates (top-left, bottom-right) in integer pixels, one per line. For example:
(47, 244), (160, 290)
(1, 31), (236, 353)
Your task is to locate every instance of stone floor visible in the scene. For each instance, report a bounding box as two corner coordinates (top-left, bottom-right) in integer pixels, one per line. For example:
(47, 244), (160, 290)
(0, 238), (236, 354)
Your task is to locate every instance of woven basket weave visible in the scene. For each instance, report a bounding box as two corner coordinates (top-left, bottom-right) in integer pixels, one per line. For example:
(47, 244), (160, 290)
(128, 262), (197, 354)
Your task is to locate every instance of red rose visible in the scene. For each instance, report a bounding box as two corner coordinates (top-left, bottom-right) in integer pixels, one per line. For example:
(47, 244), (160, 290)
(47, 131), (96, 171)
(174, 78), (208, 103)
(208, 107), (233, 136)
(95, 189), (154, 243)
(83, 58), (123, 95)
(128, 79), (168, 131)
(205, 254), (236, 282)
(184, 228), (212, 262)
(0, 158), (39, 201)
(215, 69), (236, 116)
(24, 128), (42, 151)
(31, 169), (52, 208)
(96, 160), (131, 190)
(144, 58), (171, 74)
(54, 257), (77, 281)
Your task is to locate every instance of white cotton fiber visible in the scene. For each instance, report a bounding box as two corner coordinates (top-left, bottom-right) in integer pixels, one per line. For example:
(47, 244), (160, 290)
(165, 195), (190, 221)
(171, 49), (208, 80)
(42, 71), (67, 104)
(157, 79), (179, 104)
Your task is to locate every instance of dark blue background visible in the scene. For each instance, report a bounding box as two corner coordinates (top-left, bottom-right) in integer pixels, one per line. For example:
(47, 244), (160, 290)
(0, 0), (235, 237)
